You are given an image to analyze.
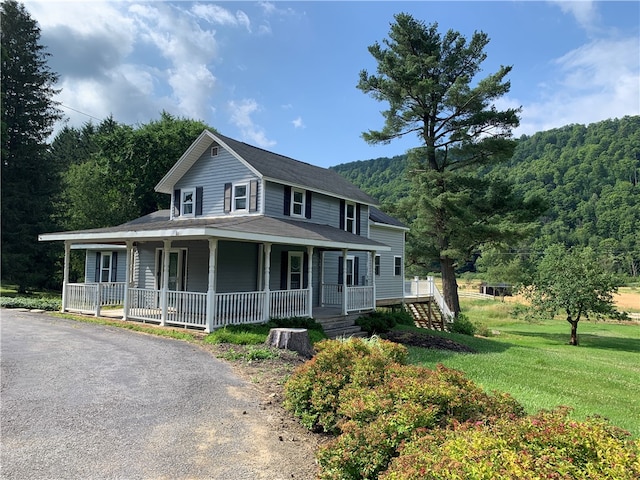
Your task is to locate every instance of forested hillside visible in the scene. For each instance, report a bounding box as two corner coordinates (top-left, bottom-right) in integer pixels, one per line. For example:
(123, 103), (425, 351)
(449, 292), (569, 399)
(331, 116), (640, 276)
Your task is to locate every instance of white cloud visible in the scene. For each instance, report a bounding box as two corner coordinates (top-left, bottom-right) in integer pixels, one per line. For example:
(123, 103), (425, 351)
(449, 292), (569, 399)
(550, 0), (598, 30)
(228, 99), (276, 148)
(292, 116), (305, 129)
(191, 4), (251, 32)
(514, 37), (640, 136)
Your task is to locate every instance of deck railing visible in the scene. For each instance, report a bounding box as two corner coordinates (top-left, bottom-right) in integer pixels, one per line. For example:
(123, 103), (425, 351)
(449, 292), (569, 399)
(404, 276), (454, 322)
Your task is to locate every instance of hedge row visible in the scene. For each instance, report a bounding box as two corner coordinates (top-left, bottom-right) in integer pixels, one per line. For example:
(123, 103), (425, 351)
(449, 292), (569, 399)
(284, 337), (639, 480)
(0, 296), (61, 311)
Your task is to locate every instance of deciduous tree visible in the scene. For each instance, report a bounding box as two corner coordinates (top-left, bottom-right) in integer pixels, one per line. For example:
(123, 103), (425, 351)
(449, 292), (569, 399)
(523, 244), (623, 346)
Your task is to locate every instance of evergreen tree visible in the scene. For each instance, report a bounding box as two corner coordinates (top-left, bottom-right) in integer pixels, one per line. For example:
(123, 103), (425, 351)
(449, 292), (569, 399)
(1, 0), (62, 291)
(358, 13), (539, 315)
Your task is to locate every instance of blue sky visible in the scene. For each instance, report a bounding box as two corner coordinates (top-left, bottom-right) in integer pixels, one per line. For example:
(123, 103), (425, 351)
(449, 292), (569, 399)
(25, 1), (640, 168)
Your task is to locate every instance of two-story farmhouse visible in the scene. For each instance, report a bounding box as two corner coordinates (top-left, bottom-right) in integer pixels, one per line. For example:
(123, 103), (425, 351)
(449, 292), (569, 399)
(39, 130), (408, 333)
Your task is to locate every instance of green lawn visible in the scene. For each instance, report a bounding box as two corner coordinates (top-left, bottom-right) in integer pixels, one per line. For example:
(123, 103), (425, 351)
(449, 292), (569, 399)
(405, 298), (640, 437)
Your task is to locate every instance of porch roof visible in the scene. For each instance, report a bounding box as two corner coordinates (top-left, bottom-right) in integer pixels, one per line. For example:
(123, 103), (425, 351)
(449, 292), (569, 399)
(39, 211), (390, 252)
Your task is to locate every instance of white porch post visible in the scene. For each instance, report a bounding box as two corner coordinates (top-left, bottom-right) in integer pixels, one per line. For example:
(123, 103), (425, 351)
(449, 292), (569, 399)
(205, 238), (218, 333)
(370, 250), (377, 311)
(61, 241), (70, 312)
(341, 248), (348, 315)
(160, 239), (171, 326)
(262, 243), (272, 321)
(122, 241), (133, 320)
(307, 246), (313, 318)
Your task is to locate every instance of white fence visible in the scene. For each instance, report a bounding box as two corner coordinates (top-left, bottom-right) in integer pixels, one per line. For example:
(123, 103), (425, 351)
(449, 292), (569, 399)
(270, 289), (309, 319)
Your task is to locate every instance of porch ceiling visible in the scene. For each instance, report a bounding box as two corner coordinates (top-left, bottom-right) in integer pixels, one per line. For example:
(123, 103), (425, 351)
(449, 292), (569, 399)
(39, 211), (391, 252)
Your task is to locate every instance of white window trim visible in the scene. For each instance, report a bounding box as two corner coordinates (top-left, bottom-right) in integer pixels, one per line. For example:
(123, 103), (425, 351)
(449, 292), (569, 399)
(211, 146), (218, 156)
(291, 188), (305, 217)
(345, 201), (356, 233)
(233, 183), (249, 212)
(394, 256), (402, 276)
(374, 254), (381, 276)
(100, 251), (112, 283)
(181, 187), (196, 217)
(155, 248), (188, 291)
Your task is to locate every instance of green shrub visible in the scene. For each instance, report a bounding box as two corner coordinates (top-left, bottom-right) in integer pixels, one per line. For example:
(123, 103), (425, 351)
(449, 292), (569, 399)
(283, 337), (408, 433)
(382, 407), (640, 480)
(0, 296), (61, 311)
(449, 313), (476, 336)
(317, 364), (525, 480)
(356, 310), (413, 334)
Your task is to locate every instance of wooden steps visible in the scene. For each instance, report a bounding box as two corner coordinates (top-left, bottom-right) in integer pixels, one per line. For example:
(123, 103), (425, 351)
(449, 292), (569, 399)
(315, 313), (367, 339)
(405, 300), (446, 331)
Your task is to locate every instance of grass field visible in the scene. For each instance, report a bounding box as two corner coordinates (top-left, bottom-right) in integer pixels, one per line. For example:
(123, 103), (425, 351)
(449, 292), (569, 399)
(406, 297), (640, 437)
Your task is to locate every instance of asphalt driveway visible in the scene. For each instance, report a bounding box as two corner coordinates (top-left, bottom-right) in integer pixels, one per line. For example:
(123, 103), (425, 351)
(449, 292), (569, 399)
(0, 310), (313, 479)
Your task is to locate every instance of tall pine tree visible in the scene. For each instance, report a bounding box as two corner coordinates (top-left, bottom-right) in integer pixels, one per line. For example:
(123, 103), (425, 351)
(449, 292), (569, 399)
(358, 14), (541, 315)
(1, 0), (62, 291)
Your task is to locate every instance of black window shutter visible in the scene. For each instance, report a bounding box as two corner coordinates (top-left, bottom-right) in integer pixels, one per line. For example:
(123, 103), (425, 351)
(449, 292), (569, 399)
(303, 252), (309, 288)
(305, 191), (312, 219)
(280, 251), (288, 290)
(283, 186), (291, 216)
(338, 256), (343, 285)
(195, 187), (203, 216)
(249, 180), (258, 212)
(174, 189), (181, 217)
(356, 204), (361, 235)
(354, 256), (359, 286)
(94, 252), (101, 282)
(111, 251), (118, 282)
(339, 200), (345, 230)
(223, 183), (232, 213)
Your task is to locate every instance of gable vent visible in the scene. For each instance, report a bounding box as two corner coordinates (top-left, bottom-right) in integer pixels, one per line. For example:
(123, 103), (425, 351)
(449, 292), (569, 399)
(211, 146), (219, 157)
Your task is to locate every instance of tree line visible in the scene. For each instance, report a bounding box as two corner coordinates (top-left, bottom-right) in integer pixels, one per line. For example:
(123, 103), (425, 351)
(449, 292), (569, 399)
(333, 116), (640, 279)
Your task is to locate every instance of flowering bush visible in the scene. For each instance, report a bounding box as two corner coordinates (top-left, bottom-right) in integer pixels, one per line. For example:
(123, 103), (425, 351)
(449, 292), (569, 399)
(382, 407), (640, 480)
(283, 337), (407, 433)
(317, 364), (524, 480)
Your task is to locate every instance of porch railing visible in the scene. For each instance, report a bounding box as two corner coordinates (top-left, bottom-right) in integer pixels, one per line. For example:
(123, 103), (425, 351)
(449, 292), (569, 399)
(270, 289), (309, 318)
(65, 282), (126, 313)
(128, 287), (161, 322)
(167, 290), (207, 327)
(321, 283), (375, 312)
(214, 291), (266, 327)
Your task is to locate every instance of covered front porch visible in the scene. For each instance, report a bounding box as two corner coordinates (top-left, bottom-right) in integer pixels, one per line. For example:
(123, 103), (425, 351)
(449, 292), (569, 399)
(62, 280), (374, 331)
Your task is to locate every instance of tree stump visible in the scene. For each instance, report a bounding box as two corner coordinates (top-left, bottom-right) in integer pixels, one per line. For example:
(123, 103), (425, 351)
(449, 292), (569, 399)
(265, 328), (315, 358)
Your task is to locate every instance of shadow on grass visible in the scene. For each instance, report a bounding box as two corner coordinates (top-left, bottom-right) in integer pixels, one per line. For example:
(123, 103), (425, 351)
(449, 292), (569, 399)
(508, 330), (640, 354)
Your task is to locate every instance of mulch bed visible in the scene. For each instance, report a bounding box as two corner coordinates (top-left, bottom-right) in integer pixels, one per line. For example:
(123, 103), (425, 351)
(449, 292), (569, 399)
(382, 330), (476, 353)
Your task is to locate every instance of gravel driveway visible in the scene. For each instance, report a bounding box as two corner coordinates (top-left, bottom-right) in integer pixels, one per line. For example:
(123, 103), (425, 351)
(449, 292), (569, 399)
(1, 310), (316, 479)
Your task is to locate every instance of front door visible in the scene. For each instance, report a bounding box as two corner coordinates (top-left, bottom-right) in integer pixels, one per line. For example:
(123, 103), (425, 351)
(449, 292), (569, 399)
(156, 249), (187, 291)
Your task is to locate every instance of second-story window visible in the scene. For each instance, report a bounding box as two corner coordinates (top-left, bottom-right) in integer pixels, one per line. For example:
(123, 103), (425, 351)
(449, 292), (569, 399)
(291, 188), (305, 216)
(233, 183), (248, 211)
(345, 202), (356, 233)
(181, 188), (195, 216)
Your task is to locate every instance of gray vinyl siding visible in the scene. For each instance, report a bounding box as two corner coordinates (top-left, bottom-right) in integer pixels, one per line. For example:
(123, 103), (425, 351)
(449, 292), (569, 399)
(136, 242), (160, 289)
(172, 240), (209, 292)
(85, 250), (126, 283)
(264, 181), (369, 237)
(322, 250), (370, 286)
(216, 241), (260, 293)
(369, 224), (405, 300)
(174, 148), (260, 217)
